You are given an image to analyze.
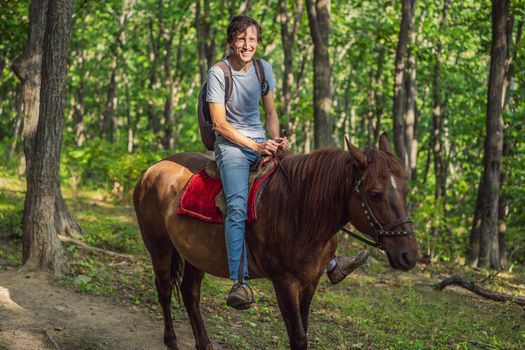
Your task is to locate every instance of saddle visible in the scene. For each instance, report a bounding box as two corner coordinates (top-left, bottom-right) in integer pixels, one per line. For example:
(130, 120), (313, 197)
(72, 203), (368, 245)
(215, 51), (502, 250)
(177, 157), (278, 224)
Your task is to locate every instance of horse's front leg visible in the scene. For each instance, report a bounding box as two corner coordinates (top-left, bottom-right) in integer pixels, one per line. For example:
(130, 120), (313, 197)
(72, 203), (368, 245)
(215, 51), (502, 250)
(273, 278), (308, 350)
(181, 262), (213, 350)
(299, 277), (321, 334)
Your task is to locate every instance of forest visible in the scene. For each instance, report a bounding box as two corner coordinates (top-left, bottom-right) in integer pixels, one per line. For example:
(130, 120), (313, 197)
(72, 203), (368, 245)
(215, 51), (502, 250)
(0, 0), (524, 349)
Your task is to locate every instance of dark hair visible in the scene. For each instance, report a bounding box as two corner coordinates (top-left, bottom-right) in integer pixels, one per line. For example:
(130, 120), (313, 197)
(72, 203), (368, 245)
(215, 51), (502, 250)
(227, 15), (262, 44)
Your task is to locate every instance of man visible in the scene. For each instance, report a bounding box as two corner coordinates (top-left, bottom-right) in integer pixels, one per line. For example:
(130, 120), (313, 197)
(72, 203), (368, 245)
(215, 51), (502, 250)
(207, 15), (288, 309)
(207, 15), (368, 310)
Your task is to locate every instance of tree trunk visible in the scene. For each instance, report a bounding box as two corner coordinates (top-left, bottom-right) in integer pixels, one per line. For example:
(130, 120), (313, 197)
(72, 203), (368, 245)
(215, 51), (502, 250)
(74, 49), (85, 147)
(279, 0), (303, 119)
(468, 177), (483, 266)
(124, 65), (133, 153)
(8, 84), (24, 159)
(100, 61), (118, 141)
(54, 185), (82, 238)
(100, 0), (131, 141)
(372, 47), (385, 146)
(392, 0), (414, 166)
(196, 0), (214, 85)
(162, 21), (176, 150)
(147, 17), (161, 133)
(12, 0), (81, 241)
(22, 0), (74, 274)
(12, 0), (48, 170)
(404, 2), (418, 180)
(431, 0), (450, 237)
(306, 0), (334, 148)
(497, 19), (522, 268)
(474, 0), (509, 270)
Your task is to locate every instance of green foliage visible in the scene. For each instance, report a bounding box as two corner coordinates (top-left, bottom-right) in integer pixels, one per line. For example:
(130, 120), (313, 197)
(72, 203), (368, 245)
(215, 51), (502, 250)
(61, 138), (167, 196)
(0, 206), (23, 238)
(0, 183), (24, 238)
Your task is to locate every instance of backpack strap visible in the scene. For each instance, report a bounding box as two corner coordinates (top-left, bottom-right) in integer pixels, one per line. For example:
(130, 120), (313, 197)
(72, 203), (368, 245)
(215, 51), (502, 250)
(253, 58), (270, 97)
(215, 61), (233, 103)
(216, 58), (268, 102)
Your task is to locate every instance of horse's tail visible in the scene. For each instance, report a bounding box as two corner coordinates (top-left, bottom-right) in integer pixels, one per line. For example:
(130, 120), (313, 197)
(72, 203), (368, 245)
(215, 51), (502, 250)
(170, 247), (184, 304)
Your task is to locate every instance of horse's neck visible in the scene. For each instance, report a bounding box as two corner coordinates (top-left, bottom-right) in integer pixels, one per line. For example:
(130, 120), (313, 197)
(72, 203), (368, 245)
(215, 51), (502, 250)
(277, 150), (353, 245)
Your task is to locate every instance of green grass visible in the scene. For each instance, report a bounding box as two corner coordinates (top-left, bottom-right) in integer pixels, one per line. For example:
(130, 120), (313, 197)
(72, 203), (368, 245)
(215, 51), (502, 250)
(1, 175), (524, 349)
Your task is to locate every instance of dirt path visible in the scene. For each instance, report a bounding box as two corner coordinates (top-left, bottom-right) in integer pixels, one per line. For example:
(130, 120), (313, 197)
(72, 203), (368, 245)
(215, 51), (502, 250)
(0, 269), (201, 350)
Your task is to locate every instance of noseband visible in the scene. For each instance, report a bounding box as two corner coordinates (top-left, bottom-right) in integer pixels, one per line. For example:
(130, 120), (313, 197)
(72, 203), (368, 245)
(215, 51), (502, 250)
(341, 150), (412, 250)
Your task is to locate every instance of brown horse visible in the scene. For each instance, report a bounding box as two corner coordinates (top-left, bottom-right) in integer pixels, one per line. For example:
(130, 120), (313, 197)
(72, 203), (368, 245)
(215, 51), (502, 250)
(133, 133), (419, 350)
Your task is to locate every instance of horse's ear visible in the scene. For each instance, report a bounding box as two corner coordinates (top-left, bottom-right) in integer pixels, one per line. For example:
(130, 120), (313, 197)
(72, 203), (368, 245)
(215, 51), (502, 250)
(345, 135), (367, 170)
(379, 132), (392, 154)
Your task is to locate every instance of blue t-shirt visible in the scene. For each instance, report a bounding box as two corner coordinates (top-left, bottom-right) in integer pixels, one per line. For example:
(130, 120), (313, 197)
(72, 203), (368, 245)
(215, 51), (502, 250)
(206, 58), (276, 138)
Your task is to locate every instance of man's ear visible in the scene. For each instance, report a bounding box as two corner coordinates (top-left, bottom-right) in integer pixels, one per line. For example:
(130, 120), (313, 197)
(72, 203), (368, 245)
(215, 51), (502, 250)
(378, 132), (392, 154)
(345, 135), (367, 171)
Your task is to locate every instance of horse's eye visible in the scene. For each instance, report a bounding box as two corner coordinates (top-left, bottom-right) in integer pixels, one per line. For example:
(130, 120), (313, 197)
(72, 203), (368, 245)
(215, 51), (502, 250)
(369, 191), (382, 200)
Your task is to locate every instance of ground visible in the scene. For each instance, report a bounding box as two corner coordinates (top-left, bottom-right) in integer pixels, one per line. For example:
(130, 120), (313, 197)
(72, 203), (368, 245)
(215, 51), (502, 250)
(1, 177), (524, 349)
(0, 268), (203, 350)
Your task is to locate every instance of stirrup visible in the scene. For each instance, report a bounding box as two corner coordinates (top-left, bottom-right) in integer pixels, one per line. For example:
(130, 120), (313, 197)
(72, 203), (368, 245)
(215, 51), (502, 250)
(226, 282), (254, 310)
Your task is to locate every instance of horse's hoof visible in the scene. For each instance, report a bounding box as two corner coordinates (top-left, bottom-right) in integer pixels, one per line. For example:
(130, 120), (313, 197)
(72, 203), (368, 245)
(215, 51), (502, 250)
(166, 341), (179, 350)
(196, 344), (214, 350)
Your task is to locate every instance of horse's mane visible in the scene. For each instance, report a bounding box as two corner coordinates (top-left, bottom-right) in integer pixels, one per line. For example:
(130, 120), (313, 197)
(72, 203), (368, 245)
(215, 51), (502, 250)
(263, 147), (404, 257)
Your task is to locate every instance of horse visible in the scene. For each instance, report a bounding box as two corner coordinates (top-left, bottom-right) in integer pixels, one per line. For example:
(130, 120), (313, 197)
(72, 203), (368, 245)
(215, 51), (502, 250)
(133, 133), (419, 350)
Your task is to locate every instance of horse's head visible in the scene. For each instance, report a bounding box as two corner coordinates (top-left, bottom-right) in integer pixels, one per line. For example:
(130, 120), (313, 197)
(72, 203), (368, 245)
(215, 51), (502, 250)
(345, 133), (419, 271)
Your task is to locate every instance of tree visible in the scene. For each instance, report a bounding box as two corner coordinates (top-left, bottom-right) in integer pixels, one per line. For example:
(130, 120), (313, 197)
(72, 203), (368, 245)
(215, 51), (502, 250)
(20, 0), (74, 274)
(279, 0), (304, 119)
(404, 0), (418, 181)
(196, 0), (215, 85)
(469, 0), (509, 269)
(431, 0), (450, 237)
(12, 0), (81, 239)
(306, 0), (335, 148)
(498, 19), (523, 267)
(392, 0), (415, 168)
(99, 0), (133, 141)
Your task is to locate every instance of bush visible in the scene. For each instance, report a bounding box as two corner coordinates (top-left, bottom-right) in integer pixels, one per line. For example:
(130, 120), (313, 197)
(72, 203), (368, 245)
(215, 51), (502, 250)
(0, 197), (23, 238)
(62, 138), (167, 199)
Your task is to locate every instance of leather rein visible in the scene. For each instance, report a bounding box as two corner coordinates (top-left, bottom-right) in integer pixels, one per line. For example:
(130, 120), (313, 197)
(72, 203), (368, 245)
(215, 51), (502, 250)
(341, 149), (412, 251)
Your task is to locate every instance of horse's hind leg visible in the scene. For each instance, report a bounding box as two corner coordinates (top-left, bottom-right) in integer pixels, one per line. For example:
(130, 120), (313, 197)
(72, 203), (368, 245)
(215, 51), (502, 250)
(181, 262), (213, 350)
(150, 245), (180, 349)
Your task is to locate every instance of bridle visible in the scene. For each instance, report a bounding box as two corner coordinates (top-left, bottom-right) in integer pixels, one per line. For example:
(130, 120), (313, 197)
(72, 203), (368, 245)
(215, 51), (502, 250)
(341, 149), (412, 251)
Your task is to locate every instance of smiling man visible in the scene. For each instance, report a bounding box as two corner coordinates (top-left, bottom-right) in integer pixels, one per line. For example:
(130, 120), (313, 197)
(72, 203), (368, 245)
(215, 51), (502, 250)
(206, 15), (289, 310)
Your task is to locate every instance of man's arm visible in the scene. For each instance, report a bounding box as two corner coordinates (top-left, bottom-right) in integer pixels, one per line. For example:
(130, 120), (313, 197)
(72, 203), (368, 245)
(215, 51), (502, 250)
(210, 102), (279, 155)
(262, 91), (289, 149)
(262, 90), (279, 139)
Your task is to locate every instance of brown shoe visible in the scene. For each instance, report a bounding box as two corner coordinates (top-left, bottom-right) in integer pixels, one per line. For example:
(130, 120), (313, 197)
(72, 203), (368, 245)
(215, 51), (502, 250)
(327, 250), (370, 285)
(226, 283), (254, 310)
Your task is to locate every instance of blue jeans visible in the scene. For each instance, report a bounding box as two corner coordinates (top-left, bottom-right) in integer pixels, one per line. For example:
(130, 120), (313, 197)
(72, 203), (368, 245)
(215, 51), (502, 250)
(215, 135), (264, 281)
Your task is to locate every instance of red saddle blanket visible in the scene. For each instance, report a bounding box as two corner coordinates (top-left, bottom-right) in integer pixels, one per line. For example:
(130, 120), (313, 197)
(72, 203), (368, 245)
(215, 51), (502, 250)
(176, 159), (278, 224)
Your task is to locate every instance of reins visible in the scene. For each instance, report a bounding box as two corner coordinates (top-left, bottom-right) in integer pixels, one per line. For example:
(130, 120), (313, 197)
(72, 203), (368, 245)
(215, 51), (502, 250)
(271, 151), (292, 190)
(341, 148), (412, 251)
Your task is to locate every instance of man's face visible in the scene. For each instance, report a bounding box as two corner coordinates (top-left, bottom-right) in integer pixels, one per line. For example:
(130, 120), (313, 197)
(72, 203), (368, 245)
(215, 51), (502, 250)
(231, 25), (259, 64)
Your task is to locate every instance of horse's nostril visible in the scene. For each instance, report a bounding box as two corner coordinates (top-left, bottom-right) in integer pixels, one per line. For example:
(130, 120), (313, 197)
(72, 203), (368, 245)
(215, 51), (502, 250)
(401, 251), (411, 267)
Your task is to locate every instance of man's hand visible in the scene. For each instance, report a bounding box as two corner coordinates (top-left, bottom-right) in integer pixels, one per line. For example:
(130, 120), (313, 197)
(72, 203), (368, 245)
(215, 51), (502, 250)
(256, 139), (280, 155)
(274, 137), (290, 151)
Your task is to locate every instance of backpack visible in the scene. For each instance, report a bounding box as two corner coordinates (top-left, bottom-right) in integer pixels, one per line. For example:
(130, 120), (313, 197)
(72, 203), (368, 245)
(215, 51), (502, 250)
(198, 58), (270, 151)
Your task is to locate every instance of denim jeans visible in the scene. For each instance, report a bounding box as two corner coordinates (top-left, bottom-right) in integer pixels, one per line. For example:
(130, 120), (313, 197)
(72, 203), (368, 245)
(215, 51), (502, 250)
(214, 135), (264, 281)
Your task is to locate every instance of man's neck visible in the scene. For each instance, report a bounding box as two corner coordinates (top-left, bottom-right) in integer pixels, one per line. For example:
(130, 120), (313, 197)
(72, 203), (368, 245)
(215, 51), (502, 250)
(228, 56), (252, 72)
